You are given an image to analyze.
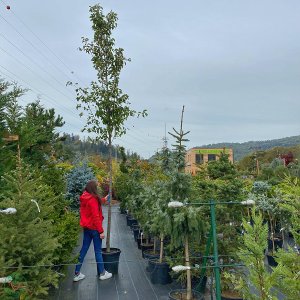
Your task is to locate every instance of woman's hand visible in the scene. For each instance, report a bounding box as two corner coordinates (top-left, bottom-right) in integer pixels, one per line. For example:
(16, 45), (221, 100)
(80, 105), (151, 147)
(100, 232), (105, 239)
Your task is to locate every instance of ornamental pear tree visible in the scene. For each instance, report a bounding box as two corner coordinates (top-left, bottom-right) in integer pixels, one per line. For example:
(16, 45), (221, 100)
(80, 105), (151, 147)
(70, 4), (146, 251)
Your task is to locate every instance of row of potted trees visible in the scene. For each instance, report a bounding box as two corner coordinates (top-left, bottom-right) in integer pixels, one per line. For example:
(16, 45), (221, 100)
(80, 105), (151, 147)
(115, 108), (299, 299)
(117, 158), (299, 300)
(120, 108), (206, 300)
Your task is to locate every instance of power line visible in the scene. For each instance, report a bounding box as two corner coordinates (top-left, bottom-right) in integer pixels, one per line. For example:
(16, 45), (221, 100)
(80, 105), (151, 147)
(0, 64), (83, 122)
(0, 10), (83, 92)
(114, 138), (157, 158)
(0, 31), (75, 100)
(0, 45), (78, 107)
(0, 0), (86, 85)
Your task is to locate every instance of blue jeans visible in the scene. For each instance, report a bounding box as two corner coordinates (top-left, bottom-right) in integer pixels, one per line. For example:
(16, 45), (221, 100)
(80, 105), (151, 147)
(75, 229), (105, 275)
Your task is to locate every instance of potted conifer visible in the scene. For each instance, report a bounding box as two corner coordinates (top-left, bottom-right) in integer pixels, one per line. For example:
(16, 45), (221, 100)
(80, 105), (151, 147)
(146, 180), (173, 283)
(167, 106), (204, 300)
(252, 181), (282, 266)
(272, 176), (300, 299)
(228, 209), (277, 300)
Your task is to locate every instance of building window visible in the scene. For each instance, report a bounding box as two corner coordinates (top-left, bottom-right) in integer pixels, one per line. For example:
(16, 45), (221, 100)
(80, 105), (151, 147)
(195, 154), (203, 164)
(208, 154), (216, 161)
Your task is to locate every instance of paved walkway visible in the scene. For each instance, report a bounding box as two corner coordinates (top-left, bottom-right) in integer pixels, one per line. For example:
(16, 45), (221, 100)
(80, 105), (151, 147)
(49, 206), (189, 300)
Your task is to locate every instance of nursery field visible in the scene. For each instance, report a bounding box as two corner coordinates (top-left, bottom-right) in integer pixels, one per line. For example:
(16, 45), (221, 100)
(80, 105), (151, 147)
(1, 2), (299, 300)
(48, 205), (290, 300)
(49, 205), (210, 300)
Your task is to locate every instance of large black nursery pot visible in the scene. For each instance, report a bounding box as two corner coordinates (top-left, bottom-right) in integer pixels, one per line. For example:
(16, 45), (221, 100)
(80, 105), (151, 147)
(141, 243), (154, 258)
(192, 275), (207, 294)
(137, 236), (147, 249)
(127, 217), (138, 227)
(101, 248), (121, 274)
(131, 223), (140, 230)
(266, 253), (278, 267)
(169, 289), (203, 300)
(119, 206), (126, 214)
(143, 250), (160, 272)
(267, 237), (283, 251)
(132, 227), (141, 242)
(126, 214), (132, 223)
(143, 249), (160, 260)
(149, 260), (172, 285)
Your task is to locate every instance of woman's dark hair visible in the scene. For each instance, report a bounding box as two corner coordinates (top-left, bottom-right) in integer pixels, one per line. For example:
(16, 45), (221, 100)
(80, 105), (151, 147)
(85, 180), (101, 206)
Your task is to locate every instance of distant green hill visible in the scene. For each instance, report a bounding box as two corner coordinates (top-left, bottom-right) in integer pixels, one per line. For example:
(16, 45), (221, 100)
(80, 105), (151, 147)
(197, 135), (300, 161)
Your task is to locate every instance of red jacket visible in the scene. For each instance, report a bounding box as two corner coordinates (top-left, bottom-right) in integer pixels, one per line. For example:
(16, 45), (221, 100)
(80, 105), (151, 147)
(79, 191), (106, 233)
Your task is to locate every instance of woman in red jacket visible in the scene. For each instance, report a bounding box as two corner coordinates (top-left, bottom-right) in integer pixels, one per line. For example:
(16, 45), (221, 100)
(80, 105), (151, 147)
(73, 180), (112, 282)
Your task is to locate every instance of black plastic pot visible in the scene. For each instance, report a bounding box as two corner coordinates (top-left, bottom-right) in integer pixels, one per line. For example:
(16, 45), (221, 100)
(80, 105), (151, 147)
(192, 275), (207, 293)
(101, 248), (121, 274)
(267, 237), (283, 251)
(149, 260), (172, 285)
(143, 250), (160, 260)
(131, 223), (140, 230)
(144, 250), (160, 272)
(127, 217), (138, 227)
(141, 243), (154, 258)
(266, 253), (278, 267)
(169, 289), (203, 300)
(137, 237), (147, 249)
(119, 207), (126, 214)
(133, 228), (140, 242)
(125, 214), (132, 224)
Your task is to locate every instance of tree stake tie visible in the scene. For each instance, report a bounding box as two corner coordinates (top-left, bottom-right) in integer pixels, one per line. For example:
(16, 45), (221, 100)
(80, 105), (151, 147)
(168, 201), (184, 208)
(31, 199), (41, 213)
(241, 199), (255, 206)
(0, 208), (17, 214)
(0, 276), (13, 283)
(172, 265), (191, 272)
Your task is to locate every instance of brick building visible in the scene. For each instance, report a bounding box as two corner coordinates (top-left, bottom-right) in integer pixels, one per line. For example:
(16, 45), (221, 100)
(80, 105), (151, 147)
(185, 148), (234, 175)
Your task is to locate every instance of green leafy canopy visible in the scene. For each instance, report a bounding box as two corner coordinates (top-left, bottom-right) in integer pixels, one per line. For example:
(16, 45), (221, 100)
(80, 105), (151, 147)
(68, 4), (147, 142)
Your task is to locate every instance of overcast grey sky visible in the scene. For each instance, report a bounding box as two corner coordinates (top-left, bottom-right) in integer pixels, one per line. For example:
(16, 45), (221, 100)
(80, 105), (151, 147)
(0, 0), (299, 158)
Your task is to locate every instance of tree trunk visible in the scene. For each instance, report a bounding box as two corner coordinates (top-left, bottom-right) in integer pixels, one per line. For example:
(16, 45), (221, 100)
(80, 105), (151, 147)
(159, 234), (164, 264)
(268, 212), (275, 254)
(281, 227), (285, 246)
(185, 236), (192, 300)
(106, 135), (112, 252)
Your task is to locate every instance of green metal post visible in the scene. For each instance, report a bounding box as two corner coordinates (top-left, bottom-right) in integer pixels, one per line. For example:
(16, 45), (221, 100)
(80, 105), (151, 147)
(195, 227), (212, 293)
(210, 200), (221, 300)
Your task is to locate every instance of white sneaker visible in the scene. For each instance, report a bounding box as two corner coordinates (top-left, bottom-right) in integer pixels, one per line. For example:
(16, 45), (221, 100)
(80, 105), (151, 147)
(73, 273), (85, 282)
(99, 270), (112, 280)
